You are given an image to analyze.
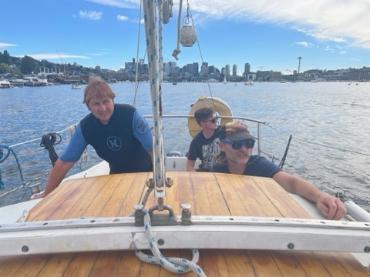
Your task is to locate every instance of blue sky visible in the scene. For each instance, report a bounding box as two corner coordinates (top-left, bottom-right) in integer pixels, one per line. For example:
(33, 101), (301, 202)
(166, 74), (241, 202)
(1, 0), (370, 74)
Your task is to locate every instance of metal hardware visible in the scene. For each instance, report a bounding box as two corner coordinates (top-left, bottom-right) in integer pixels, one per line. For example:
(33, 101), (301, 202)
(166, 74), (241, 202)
(181, 203), (192, 225)
(1, 216), (369, 256)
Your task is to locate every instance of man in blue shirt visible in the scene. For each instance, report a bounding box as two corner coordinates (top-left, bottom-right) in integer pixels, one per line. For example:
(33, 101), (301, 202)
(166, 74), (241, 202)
(33, 76), (153, 198)
(213, 121), (346, 220)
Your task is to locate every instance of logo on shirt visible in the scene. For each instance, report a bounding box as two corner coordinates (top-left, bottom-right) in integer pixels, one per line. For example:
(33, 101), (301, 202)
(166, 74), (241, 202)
(106, 136), (122, 151)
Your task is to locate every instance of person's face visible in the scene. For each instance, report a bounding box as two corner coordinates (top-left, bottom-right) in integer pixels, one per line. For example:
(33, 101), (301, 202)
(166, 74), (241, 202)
(200, 116), (217, 131)
(88, 94), (114, 124)
(220, 138), (255, 165)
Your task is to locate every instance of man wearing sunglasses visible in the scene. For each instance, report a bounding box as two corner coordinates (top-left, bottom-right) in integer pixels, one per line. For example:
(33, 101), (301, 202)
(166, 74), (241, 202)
(187, 107), (221, 171)
(213, 121), (346, 220)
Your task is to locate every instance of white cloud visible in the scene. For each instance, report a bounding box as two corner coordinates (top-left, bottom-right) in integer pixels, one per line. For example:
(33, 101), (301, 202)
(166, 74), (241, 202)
(295, 41), (313, 48)
(0, 42), (16, 49)
(185, 0), (370, 49)
(79, 10), (102, 20)
(27, 53), (90, 60)
(87, 0), (138, 9)
(117, 14), (129, 21)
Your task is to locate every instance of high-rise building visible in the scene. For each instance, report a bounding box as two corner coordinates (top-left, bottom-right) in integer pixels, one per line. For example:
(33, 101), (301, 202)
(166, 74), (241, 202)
(200, 62), (208, 76)
(232, 64), (237, 77)
(164, 61), (177, 76)
(225, 65), (230, 77)
(244, 63), (250, 76)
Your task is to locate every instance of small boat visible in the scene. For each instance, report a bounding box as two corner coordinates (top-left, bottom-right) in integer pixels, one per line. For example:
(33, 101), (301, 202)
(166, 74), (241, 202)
(0, 79), (12, 88)
(71, 83), (82, 89)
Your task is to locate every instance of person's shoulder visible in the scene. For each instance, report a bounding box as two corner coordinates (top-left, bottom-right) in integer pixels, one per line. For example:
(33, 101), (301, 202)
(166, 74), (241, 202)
(115, 103), (136, 111)
(192, 130), (204, 141)
(250, 155), (271, 164)
(212, 163), (229, 173)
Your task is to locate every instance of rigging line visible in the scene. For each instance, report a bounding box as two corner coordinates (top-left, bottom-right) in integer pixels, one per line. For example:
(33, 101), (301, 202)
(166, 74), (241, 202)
(133, 0), (143, 107)
(8, 126), (70, 148)
(265, 124), (370, 157)
(294, 137), (370, 157)
(188, 5), (218, 111)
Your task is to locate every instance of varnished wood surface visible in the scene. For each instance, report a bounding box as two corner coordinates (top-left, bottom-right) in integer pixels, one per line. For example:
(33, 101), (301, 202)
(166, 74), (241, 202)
(0, 172), (368, 276)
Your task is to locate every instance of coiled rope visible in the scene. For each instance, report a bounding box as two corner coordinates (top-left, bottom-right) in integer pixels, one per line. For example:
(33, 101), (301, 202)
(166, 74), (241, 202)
(135, 210), (206, 276)
(40, 133), (62, 166)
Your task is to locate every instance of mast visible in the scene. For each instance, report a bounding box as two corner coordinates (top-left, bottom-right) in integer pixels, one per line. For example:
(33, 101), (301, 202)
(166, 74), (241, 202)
(143, 0), (167, 206)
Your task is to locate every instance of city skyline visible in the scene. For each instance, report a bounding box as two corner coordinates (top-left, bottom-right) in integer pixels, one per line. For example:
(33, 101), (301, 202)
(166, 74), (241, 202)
(1, 1), (370, 73)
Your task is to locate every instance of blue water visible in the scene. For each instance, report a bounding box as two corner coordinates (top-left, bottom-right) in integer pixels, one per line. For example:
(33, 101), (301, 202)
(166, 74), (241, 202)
(1, 82), (370, 211)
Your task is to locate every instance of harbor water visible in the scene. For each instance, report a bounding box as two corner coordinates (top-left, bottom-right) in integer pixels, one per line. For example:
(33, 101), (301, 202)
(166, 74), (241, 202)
(1, 82), (370, 211)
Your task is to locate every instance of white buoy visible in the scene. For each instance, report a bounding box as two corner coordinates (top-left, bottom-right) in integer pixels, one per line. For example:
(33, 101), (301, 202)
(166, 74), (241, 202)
(180, 18), (197, 47)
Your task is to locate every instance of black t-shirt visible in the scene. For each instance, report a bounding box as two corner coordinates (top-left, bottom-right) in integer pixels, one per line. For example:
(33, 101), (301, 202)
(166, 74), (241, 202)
(212, 155), (281, 178)
(186, 127), (221, 170)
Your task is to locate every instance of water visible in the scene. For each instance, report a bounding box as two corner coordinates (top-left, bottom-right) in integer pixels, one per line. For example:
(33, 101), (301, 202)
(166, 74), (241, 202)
(1, 82), (370, 211)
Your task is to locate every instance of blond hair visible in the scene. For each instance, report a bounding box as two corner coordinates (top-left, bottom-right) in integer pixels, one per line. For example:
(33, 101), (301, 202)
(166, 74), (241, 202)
(83, 76), (115, 106)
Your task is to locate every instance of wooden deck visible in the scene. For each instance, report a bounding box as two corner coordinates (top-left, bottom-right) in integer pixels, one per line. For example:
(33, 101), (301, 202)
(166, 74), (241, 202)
(0, 172), (368, 276)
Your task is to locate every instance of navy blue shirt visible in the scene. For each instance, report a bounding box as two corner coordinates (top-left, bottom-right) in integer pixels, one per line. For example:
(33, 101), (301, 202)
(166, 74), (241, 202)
(212, 155), (281, 178)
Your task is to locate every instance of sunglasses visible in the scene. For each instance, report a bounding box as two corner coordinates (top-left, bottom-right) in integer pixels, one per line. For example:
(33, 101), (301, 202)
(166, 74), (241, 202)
(223, 138), (255, 150)
(203, 118), (217, 124)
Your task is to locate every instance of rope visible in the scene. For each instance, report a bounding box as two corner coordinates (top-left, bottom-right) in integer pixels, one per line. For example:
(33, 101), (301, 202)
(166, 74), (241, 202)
(135, 210), (206, 276)
(172, 0), (183, 60)
(40, 133), (62, 167)
(265, 124), (370, 158)
(133, 0), (143, 107)
(0, 144), (25, 186)
(9, 126), (70, 148)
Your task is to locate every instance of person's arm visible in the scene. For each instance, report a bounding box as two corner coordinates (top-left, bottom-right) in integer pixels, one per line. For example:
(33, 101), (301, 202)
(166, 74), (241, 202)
(273, 171), (346, 220)
(133, 111), (153, 151)
(32, 159), (75, 198)
(44, 159), (75, 195)
(186, 159), (196, 171)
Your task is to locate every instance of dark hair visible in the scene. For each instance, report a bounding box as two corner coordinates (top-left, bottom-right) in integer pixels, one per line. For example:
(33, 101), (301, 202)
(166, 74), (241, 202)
(194, 107), (214, 125)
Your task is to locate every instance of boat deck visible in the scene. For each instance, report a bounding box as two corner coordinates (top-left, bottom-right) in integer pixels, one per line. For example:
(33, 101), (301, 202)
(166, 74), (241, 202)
(0, 172), (368, 276)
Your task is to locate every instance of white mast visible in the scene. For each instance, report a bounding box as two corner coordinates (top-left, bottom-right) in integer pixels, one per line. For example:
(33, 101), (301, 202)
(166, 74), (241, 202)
(143, 0), (167, 206)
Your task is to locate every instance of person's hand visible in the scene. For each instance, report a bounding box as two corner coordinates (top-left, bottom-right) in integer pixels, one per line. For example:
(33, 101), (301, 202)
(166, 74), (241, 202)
(316, 192), (347, 220)
(31, 190), (45, 199)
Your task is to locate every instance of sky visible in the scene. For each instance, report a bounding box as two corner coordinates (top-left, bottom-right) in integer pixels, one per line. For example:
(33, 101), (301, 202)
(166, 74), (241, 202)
(1, 0), (370, 74)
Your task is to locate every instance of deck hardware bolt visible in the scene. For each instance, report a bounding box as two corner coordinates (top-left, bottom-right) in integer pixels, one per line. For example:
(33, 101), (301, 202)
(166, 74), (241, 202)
(21, 245), (29, 253)
(364, 246), (370, 253)
(274, 219), (280, 222)
(166, 177), (173, 188)
(181, 203), (192, 225)
(90, 220), (96, 223)
(229, 217), (234, 221)
(287, 243), (295, 250)
(43, 222), (48, 225)
(134, 204), (145, 226)
(157, 239), (165, 246)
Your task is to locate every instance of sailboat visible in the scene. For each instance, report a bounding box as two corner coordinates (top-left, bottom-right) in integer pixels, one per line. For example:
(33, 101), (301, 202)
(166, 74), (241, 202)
(0, 1), (369, 276)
